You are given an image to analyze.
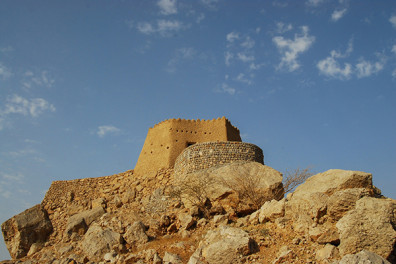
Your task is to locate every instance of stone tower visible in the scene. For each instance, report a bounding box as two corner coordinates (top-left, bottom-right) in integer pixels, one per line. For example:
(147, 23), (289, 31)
(134, 117), (242, 175)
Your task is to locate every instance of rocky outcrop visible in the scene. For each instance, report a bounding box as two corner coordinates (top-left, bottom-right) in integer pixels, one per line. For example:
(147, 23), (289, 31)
(123, 221), (149, 246)
(1, 204), (52, 259)
(336, 197), (396, 261)
(1, 165), (395, 264)
(188, 226), (258, 264)
(64, 206), (105, 238)
(176, 161), (283, 215)
(285, 169), (374, 233)
(81, 224), (123, 262)
(339, 250), (392, 264)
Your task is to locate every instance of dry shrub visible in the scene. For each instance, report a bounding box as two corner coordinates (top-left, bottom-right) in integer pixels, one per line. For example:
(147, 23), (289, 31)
(170, 172), (215, 212)
(282, 167), (314, 194)
(220, 166), (278, 211)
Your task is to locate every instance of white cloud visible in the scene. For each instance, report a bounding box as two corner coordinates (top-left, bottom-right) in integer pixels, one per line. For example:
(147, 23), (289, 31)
(306, 0), (325, 6)
(220, 83), (236, 95)
(392, 44), (396, 55)
(22, 70), (55, 89)
(276, 22), (293, 34)
(237, 53), (255, 63)
(317, 42), (385, 79)
(200, 0), (219, 9)
(390, 15), (396, 29)
(226, 32), (239, 43)
(225, 51), (233, 66)
(0, 62), (12, 80)
(137, 22), (156, 34)
(158, 19), (183, 33)
(317, 56), (352, 79)
(1, 94), (56, 118)
(240, 37), (255, 49)
(157, 0), (177, 15)
(331, 8), (347, 21)
(273, 26), (315, 71)
(355, 59), (385, 78)
(196, 13), (205, 23)
(97, 125), (121, 138)
(235, 73), (253, 85)
(136, 20), (187, 37)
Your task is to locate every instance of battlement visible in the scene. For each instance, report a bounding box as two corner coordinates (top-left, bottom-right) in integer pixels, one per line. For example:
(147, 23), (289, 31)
(134, 117), (242, 175)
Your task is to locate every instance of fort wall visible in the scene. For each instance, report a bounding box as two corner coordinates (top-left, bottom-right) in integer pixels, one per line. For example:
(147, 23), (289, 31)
(134, 117), (242, 175)
(174, 141), (264, 175)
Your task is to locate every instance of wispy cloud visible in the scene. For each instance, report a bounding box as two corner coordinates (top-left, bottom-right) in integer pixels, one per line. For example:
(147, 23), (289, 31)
(390, 15), (396, 29)
(200, 0), (220, 10)
(306, 0), (325, 7)
(97, 125), (121, 138)
(392, 44), (396, 55)
(273, 26), (315, 72)
(217, 83), (236, 95)
(317, 55), (352, 79)
(226, 32), (240, 43)
(166, 47), (197, 73)
(0, 62), (12, 80)
(1, 94), (56, 118)
(22, 70), (55, 89)
(225, 51), (233, 66)
(196, 13), (205, 23)
(235, 73), (253, 85)
(276, 22), (293, 34)
(331, 8), (347, 22)
(317, 41), (385, 79)
(355, 58), (385, 78)
(157, 0), (177, 15)
(137, 19), (188, 37)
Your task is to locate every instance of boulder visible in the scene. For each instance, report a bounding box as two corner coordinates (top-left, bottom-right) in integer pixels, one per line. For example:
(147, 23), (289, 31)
(81, 224), (123, 262)
(123, 221), (149, 246)
(336, 197), (396, 261)
(163, 252), (183, 264)
(64, 206), (105, 237)
(178, 213), (196, 230)
(178, 162), (283, 214)
(258, 199), (285, 223)
(188, 226), (258, 264)
(316, 244), (339, 261)
(1, 204), (52, 259)
(339, 250), (392, 264)
(285, 169), (374, 232)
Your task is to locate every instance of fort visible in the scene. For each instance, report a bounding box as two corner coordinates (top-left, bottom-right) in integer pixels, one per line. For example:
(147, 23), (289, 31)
(134, 117), (249, 174)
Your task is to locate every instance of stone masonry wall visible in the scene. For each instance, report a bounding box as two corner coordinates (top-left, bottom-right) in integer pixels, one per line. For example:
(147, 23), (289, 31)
(174, 141), (264, 175)
(134, 117), (242, 175)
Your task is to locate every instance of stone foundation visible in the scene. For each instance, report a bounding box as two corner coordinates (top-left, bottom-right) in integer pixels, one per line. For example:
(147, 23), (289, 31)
(174, 141), (264, 175)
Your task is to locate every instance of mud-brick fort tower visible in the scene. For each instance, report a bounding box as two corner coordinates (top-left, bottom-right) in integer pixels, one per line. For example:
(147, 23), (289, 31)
(134, 117), (264, 175)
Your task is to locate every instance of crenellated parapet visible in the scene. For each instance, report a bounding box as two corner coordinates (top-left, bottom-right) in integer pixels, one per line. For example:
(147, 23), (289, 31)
(134, 117), (242, 175)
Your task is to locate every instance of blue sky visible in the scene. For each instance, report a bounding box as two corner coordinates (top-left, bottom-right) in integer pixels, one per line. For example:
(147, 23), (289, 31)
(1, 0), (396, 259)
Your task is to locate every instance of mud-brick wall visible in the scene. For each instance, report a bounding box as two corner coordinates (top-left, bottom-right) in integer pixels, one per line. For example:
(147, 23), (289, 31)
(174, 141), (264, 175)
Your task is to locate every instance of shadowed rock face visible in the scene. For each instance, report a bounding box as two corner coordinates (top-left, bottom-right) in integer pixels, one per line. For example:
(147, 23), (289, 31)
(1, 204), (52, 259)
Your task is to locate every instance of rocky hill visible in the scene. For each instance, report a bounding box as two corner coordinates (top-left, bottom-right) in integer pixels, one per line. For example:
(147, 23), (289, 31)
(1, 161), (395, 264)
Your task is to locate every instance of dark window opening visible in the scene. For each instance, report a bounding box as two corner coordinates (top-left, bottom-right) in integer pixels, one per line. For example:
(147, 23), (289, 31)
(187, 142), (196, 147)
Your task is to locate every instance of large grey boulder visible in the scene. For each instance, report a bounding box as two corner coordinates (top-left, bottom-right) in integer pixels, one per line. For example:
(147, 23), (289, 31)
(339, 250), (392, 264)
(188, 226), (258, 264)
(81, 224), (123, 262)
(64, 206), (105, 238)
(336, 197), (396, 261)
(1, 204), (52, 259)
